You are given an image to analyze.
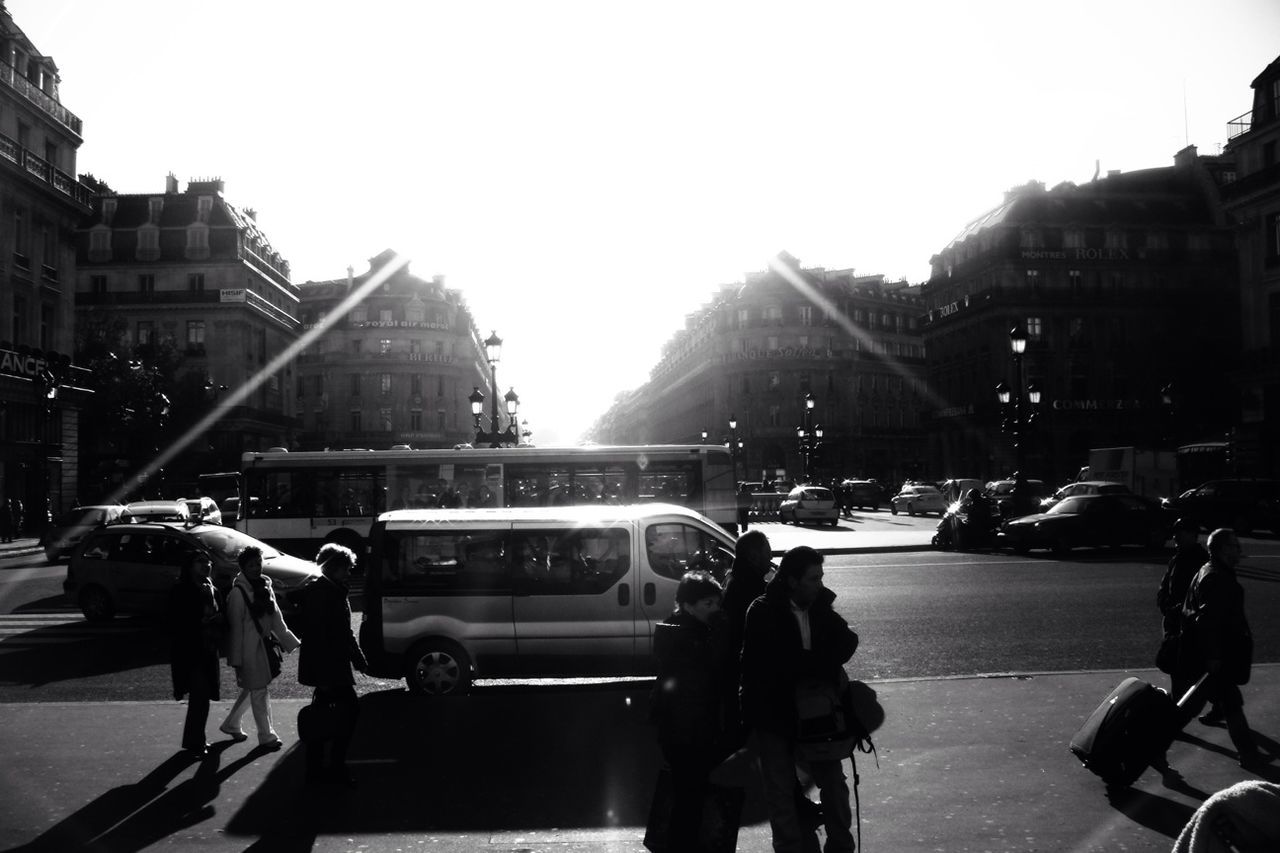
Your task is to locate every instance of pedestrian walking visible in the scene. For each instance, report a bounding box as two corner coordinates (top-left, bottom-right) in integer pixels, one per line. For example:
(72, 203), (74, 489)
(1157, 519), (1213, 708)
(0, 498), (13, 543)
(219, 545), (299, 750)
(737, 483), (753, 534)
(294, 542), (368, 786)
(649, 570), (730, 853)
(1178, 529), (1267, 770)
(722, 530), (771, 746)
(740, 545), (859, 853)
(168, 552), (222, 757)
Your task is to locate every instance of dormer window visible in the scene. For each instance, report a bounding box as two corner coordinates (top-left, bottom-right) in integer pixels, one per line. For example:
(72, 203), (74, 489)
(148, 197), (164, 223)
(197, 196), (213, 223)
(102, 198), (117, 225)
(1105, 230), (1128, 250)
(1020, 229), (1043, 249)
(89, 228), (111, 262)
(1064, 229), (1085, 249)
(136, 225), (160, 260)
(185, 224), (210, 259)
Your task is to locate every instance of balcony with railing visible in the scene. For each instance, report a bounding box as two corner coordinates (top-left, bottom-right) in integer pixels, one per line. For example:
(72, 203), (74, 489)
(0, 128), (92, 208)
(0, 63), (83, 137)
(1227, 110), (1252, 141)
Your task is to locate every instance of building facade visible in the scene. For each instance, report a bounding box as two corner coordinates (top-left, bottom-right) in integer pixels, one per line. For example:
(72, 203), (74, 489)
(1221, 53), (1280, 477)
(1, 3), (93, 519)
(75, 176), (300, 498)
(589, 254), (929, 486)
(920, 150), (1240, 485)
(294, 250), (493, 450)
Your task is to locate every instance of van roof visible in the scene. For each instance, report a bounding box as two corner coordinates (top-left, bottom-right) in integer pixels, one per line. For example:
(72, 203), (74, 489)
(378, 502), (710, 529)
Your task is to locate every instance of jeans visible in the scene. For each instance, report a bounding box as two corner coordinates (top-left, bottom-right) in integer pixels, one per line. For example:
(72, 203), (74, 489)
(659, 742), (719, 853)
(180, 665), (212, 750)
(753, 728), (855, 853)
(1179, 672), (1258, 759)
(222, 687), (277, 744)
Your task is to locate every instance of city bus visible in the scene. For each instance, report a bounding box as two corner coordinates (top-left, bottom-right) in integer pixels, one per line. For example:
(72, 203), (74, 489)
(237, 444), (736, 560)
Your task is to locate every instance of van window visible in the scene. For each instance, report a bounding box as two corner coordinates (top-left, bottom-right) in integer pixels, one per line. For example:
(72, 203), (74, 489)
(511, 528), (630, 595)
(381, 531), (510, 594)
(644, 523), (732, 581)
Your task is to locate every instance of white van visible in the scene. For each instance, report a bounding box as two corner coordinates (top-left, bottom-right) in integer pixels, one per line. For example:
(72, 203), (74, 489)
(359, 503), (737, 695)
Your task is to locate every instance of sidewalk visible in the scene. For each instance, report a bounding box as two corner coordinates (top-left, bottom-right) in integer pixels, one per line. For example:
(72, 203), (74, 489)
(0, 536), (41, 561)
(751, 519), (936, 555)
(1, 665), (1275, 851)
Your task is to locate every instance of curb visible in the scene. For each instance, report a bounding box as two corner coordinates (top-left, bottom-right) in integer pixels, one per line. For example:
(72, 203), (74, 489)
(772, 543), (933, 557)
(0, 546), (43, 561)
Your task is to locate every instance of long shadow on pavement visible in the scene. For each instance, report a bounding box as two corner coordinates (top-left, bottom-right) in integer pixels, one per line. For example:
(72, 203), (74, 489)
(225, 683), (771, 840)
(0, 615), (168, 688)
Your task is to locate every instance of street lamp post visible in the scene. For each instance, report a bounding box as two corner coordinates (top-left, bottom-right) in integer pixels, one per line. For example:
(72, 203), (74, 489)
(996, 325), (1041, 475)
(470, 331), (521, 448)
(796, 392), (822, 483)
(726, 414), (742, 484)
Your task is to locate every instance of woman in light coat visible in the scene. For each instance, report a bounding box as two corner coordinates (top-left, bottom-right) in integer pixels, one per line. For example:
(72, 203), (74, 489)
(219, 545), (300, 749)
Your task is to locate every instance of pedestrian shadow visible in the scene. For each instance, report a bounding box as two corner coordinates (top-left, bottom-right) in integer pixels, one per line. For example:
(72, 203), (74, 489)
(0, 615), (169, 687)
(6, 742), (260, 852)
(224, 684), (772, 840)
(1105, 785), (1198, 840)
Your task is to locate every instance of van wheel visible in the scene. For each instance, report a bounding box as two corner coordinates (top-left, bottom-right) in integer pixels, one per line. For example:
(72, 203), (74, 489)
(907, 504), (916, 516)
(79, 586), (115, 622)
(891, 505), (898, 515)
(406, 640), (472, 696)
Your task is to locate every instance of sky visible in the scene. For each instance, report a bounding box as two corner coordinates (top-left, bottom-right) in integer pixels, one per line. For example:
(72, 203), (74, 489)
(11, 0), (1280, 445)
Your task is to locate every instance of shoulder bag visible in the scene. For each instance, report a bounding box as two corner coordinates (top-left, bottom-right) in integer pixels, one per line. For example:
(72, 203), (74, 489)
(239, 587), (284, 680)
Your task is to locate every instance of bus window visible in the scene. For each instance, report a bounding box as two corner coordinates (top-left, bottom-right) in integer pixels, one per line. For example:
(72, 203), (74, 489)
(315, 468), (384, 517)
(638, 463), (699, 504)
(249, 470), (314, 519)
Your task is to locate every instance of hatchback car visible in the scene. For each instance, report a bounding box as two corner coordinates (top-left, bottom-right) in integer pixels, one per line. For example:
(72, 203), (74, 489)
(840, 480), (885, 511)
(123, 500), (191, 524)
(39, 504), (129, 563)
(891, 485), (947, 516)
(181, 496), (223, 526)
(64, 522), (321, 621)
(1001, 494), (1173, 555)
(778, 486), (840, 526)
(985, 479), (1049, 518)
(1161, 478), (1280, 536)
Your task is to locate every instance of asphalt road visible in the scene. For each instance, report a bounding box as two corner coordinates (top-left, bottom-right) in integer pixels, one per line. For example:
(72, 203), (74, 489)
(3, 534), (1278, 701)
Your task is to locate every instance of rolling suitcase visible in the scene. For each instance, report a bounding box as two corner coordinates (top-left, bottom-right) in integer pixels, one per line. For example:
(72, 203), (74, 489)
(1069, 675), (1205, 787)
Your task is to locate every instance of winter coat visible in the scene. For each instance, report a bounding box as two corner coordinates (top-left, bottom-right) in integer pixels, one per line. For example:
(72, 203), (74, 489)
(1181, 557), (1252, 683)
(294, 574), (367, 688)
(739, 581), (858, 736)
(167, 577), (220, 701)
(226, 572), (300, 689)
(1157, 542), (1209, 635)
(650, 610), (730, 748)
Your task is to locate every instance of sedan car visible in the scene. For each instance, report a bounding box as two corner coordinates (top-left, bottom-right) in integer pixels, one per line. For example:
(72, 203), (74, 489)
(1000, 494), (1173, 556)
(890, 485), (948, 517)
(123, 500), (191, 524)
(64, 522), (321, 621)
(39, 504), (129, 563)
(1161, 478), (1280, 536)
(778, 486), (840, 526)
(1040, 480), (1132, 510)
(181, 496), (223, 526)
(839, 480), (886, 511)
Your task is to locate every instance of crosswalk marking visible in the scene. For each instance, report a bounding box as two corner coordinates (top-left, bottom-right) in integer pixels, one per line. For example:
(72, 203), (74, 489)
(0, 612), (150, 650)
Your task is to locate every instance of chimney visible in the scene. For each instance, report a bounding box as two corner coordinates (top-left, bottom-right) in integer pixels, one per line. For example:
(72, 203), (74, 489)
(165, 172), (179, 194)
(243, 208), (256, 221)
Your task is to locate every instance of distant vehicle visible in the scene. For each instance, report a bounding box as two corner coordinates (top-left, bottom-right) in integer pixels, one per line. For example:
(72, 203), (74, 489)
(1000, 494), (1173, 555)
(1160, 478), (1280, 536)
(39, 505), (129, 563)
(1080, 446), (1176, 500)
(985, 479), (1049, 518)
(1041, 481), (1133, 510)
(840, 480), (885, 511)
(181, 497), (222, 526)
(65, 522), (321, 621)
(891, 485), (947, 517)
(940, 478), (985, 504)
(778, 486), (840, 526)
(123, 500), (191, 524)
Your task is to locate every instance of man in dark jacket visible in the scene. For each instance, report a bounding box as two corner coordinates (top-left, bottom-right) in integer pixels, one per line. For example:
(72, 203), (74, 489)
(1179, 529), (1265, 770)
(741, 546), (859, 853)
(295, 542), (369, 786)
(1157, 519), (1212, 709)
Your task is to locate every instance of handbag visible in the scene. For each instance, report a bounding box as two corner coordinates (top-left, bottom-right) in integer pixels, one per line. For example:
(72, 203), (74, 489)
(1155, 633), (1180, 675)
(795, 670), (878, 762)
(240, 588), (284, 680)
(298, 696), (343, 742)
(643, 765), (744, 853)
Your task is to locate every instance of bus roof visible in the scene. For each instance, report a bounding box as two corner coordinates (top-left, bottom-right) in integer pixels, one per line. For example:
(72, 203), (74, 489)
(242, 445), (731, 464)
(377, 503), (712, 529)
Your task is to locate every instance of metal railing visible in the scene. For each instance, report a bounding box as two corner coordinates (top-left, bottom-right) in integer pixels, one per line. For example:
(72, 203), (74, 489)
(1227, 110), (1252, 140)
(0, 129), (92, 208)
(0, 64), (83, 136)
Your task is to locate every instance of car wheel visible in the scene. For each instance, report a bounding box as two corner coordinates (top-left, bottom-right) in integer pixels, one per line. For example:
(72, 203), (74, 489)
(79, 585), (115, 622)
(406, 640), (472, 696)
(1051, 537), (1071, 557)
(908, 504), (916, 517)
(44, 547), (59, 564)
(1013, 543), (1031, 555)
(828, 519), (838, 527)
(891, 505), (898, 515)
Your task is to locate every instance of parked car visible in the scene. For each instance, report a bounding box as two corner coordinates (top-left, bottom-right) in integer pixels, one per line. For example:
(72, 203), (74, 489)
(840, 479), (885, 511)
(779, 486), (840, 526)
(123, 500), (191, 524)
(181, 496), (222, 526)
(891, 484), (947, 517)
(1000, 494), (1173, 555)
(64, 522), (321, 621)
(1160, 478), (1280, 537)
(39, 504), (129, 563)
(1041, 480), (1132, 510)
(985, 479), (1049, 519)
(940, 478), (985, 504)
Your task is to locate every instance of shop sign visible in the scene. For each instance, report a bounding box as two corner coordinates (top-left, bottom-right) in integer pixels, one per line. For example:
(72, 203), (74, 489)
(1019, 248), (1131, 261)
(734, 347), (833, 360)
(407, 353), (454, 363)
(1052, 399), (1144, 411)
(352, 320), (451, 330)
(220, 288), (247, 302)
(0, 349), (53, 380)
(935, 404), (975, 419)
